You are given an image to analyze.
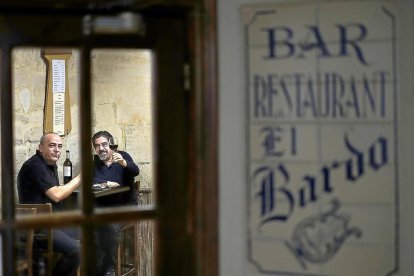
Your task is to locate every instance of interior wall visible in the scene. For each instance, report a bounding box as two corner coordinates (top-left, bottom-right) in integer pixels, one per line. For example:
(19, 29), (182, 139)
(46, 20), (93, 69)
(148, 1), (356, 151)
(218, 0), (414, 275)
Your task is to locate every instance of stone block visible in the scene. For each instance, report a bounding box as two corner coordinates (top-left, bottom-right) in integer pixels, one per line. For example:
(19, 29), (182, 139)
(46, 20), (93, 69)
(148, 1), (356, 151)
(125, 125), (153, 162)
(136, 163), (153, 189)
(93, 103), (116, 126)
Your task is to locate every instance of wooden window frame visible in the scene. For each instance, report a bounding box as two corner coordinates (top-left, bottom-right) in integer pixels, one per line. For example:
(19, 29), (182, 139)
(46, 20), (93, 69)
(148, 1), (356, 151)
(0, 1), (218, 276)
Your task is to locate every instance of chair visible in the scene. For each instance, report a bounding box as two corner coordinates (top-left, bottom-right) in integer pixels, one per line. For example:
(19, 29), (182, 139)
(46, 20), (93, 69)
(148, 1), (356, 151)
(16, 203), (53, 276)
(16, 207), (37, 276)
(116, 223), (138, 276)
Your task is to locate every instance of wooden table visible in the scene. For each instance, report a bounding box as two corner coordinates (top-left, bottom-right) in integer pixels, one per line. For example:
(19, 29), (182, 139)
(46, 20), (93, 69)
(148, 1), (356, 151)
(65, 186), (131, 209)
(92, 186), (130, 198)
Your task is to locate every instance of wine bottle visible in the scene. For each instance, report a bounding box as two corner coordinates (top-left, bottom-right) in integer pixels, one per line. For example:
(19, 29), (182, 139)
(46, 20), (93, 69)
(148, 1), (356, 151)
(63, 150), (73, 184)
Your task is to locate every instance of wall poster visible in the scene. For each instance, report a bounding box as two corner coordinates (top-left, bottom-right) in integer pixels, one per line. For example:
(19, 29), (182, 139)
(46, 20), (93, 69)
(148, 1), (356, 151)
(243, 1), (398, 275)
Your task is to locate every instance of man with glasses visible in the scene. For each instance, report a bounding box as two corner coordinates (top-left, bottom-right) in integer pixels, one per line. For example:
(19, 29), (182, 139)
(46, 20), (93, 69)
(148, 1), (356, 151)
(91, 130), (139, 276)
(17, 132), (82, 276)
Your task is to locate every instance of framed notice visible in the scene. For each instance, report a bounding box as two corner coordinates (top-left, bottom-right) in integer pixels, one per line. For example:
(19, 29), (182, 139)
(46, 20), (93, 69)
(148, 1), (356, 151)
(42, 49), (72, 136)
(242, 1), (398, 275)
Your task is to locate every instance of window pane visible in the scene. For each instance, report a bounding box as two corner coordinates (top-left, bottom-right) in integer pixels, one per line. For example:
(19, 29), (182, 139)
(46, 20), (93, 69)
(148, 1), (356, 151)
(15, 209), (81, 275)
(11, 47), (156, 275)
(91, 49), (155, 211)
(13, 47), (82, 212)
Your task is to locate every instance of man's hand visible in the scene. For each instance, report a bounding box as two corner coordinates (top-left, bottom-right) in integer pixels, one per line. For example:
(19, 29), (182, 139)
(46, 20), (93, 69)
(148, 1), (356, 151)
(112, 152), (127, 167)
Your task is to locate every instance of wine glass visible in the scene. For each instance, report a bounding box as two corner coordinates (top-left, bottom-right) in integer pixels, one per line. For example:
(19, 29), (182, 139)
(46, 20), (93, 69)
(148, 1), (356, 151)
(110, 136), (119, 152)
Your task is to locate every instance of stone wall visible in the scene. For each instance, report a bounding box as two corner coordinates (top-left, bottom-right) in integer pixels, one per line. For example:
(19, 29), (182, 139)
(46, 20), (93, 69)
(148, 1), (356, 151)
(12, 48), (153, 193)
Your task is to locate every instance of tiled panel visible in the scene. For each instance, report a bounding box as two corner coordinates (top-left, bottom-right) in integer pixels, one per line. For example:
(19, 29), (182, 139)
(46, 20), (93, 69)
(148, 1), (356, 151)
(244, 0), (397, 275)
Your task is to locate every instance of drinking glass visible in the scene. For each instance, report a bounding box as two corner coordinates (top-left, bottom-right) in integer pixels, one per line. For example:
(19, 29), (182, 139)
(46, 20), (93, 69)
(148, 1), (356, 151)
(110, 136), (119, 152)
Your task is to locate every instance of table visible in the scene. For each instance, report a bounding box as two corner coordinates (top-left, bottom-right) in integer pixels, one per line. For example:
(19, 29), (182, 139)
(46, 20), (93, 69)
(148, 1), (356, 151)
(65, 186), (131, 209)
(93, 186), (130, 198)
(72, 185), (130, 197)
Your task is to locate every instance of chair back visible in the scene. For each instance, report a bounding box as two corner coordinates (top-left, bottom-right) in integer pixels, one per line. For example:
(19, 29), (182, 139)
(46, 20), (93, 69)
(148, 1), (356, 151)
(16, 207), (37, 276)
(16, 203), (53, 276)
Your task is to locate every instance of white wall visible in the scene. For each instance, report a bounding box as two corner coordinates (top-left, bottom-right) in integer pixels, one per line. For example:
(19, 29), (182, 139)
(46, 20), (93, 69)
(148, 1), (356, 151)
(218, 0), (414, 275)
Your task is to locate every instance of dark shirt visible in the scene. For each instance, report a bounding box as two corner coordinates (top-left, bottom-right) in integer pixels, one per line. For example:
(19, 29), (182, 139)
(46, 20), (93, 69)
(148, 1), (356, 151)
(93, 151), (139, 207)
(17, 150), (64, 212)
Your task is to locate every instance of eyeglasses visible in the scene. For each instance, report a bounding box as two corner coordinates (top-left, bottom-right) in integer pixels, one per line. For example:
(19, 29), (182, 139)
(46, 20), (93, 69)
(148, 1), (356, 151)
(93, 142), (109, 149)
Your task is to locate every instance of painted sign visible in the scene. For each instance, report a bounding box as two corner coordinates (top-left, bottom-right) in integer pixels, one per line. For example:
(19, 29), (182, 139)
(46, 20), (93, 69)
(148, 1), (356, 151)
(242, 1), (397, 275)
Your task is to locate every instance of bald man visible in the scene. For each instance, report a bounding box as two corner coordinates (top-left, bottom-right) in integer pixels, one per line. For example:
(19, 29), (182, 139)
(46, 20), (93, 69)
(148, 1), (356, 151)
(18, 132), (81, 276)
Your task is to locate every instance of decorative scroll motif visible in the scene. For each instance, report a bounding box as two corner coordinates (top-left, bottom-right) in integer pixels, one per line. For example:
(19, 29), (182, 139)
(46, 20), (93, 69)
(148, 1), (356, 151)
(286, 199), (362, 269)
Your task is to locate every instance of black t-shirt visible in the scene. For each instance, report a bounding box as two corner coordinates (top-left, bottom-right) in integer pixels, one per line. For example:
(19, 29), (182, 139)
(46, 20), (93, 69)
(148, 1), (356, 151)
(17, 150), (64, 212)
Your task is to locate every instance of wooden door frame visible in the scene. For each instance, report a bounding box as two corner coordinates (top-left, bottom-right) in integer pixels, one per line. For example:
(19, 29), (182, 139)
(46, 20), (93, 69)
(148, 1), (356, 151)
(193, 1), (219, 275)
(0, 1), (218, 276)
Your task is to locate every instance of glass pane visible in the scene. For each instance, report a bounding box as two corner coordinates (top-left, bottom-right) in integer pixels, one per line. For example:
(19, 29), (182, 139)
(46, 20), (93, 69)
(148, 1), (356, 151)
(91, 220), (154, 275)
(14, 212), (155, 275)
(13, 47), (82, 212)
(91, 49), (155, 210)
(11, 47), (156, 275)
(86, 219), (154, 275)
(15, 209), (81, 275)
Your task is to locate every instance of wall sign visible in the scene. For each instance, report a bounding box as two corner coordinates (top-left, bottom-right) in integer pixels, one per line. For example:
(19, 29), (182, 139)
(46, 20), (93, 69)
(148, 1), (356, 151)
(42, 49), (72, 136)
(242, 1), (397, 275)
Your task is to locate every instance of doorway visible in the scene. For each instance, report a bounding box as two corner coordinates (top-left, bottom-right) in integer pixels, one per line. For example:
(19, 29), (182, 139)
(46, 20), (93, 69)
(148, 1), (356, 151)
(0, 3), (217, 275)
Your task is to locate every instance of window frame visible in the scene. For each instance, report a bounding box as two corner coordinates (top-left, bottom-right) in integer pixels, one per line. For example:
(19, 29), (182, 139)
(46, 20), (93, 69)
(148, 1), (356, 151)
(0, 3), (219, 275)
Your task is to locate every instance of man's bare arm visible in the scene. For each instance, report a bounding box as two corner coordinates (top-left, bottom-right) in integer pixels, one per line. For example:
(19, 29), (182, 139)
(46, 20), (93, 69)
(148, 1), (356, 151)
(45, 174), (81, 203)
